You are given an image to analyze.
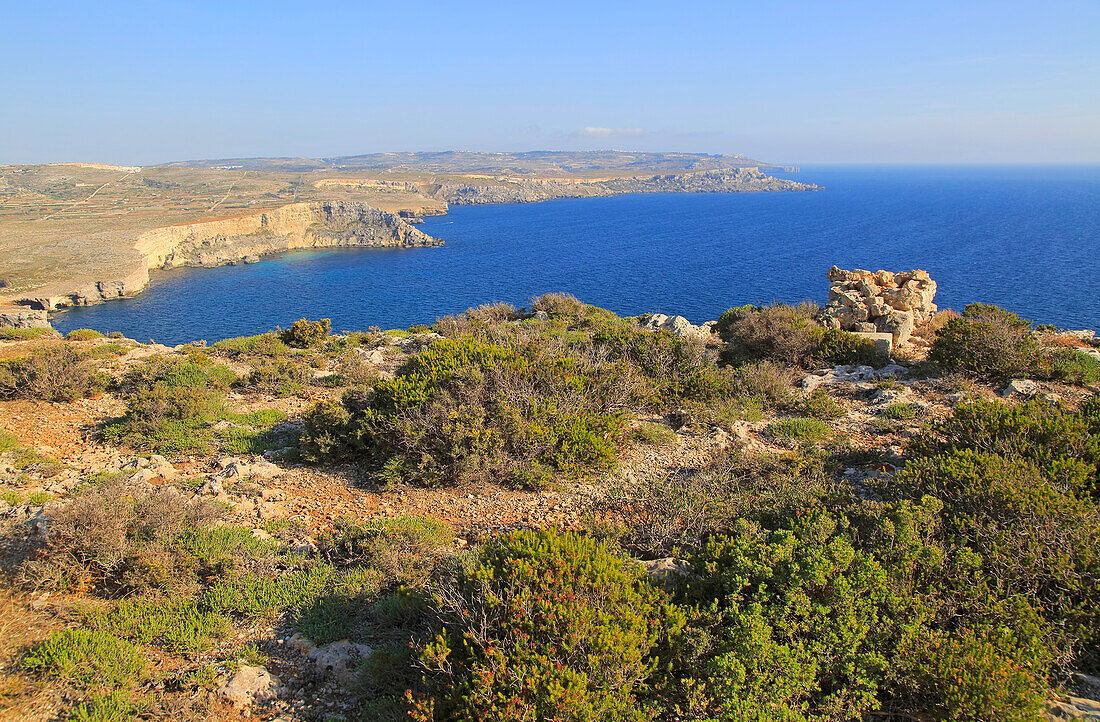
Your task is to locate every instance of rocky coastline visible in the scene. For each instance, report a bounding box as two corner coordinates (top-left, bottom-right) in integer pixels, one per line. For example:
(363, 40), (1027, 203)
(0, 201), (439, 325)
(0, 166), (813, 329)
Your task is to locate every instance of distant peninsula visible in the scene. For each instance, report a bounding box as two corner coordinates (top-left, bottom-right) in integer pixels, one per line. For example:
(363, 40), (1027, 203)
(0, 151), (816, 325)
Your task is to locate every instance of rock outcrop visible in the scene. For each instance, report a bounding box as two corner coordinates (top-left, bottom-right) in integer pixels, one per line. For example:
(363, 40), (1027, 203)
(641, 313), (717, 342)
(0, 305), (51, 328)
(821, 266), (937, 345)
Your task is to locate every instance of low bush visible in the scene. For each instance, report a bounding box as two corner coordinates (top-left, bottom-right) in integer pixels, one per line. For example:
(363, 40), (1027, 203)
(895, 449), (1100, 666)
(800, 388), (847, 419)
(768, 416), (830, 441)
(211, 331), (288, 358)
(280, 318), (331, 348)
(409, 529), (683, 721)
(65, 328), (105, 341)
(530, 292), (586, 320)
(672, 511), (902, 721)
(928, 303), (1057, 381)
(0, 346), (108, 402)
(914, 397), (1100, 501)
(1043, 347), (1100, 385)
(245, 358), (310, 396)
(300, 337), (628, 487)
(321, 515), (455, 587)
(20, 478), (230, 593)
(23, 628), (147, 691)
(102, 357), (279, 455)
(0, 327), (54, 341)
(731, 359), (796, 407)
(720, 303), (882, 369)
(881, 402), (919, 420)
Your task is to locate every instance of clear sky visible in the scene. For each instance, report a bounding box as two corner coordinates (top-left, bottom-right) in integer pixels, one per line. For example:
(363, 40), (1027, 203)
(1, 0), (1097, 165)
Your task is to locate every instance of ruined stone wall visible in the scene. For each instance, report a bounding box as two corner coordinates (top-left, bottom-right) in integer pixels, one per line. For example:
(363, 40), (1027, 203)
(821, 266), (937, 345)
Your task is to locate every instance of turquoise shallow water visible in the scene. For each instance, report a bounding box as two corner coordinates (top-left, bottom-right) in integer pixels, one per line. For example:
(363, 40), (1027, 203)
(52, 165), (1100, 345)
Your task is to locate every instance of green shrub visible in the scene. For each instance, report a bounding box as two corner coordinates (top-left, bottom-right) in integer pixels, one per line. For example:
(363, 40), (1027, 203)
(0, 346), (108, 402)
(280, 318), (331, 348)
(1043, 347), (1100, 385)
(897, 449), (1100, 657)
(881, 402), (919, 420)
(530, 291), (586, 320)
(90, 597), (228, 653)
(410, 529), (683, 721)
(300, 337), (626, 487)
(929, 303), (1041, 380)
(0, 327), (54, 341)
(800, 388), (847, 420)
(768, 416), (830, 441)
(211, 331), (288, 358)
(915, 398), (1100, 501)
(23, 629), (146, 690)
(245, 358), (310, 396)
(714, 304), (758, 342)
(721, 303), (882, 369)
(103, 357), (252, 454)
(674, 512), (900, 721)
(65, 328), (105, 341)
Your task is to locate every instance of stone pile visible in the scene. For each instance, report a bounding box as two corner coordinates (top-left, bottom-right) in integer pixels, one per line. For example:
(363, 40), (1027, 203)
(821, 266), (937, 345)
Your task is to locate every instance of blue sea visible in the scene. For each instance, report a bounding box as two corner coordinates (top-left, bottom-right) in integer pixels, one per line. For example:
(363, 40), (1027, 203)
(52, 165), (1100, 345)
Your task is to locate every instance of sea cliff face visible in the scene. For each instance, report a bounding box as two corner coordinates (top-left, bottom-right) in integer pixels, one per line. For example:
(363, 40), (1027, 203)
(23, 202), (440, 311)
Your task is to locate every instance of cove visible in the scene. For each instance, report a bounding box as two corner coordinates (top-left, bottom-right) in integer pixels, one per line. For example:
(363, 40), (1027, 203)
(52, 165), (1100, 345)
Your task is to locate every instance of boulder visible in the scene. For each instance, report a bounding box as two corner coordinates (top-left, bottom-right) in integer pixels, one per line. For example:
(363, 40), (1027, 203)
(219, 665), (280, 708)
(288, 633), (372, 685)
(854, 331), (893, 358)
(875, 310), (915, 346)
(1000, 379), (1041, 399)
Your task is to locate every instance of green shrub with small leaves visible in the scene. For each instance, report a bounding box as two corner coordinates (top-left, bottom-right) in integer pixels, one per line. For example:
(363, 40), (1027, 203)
(280, 317), (331, 348)
(0, 327), (54, 341)
(211, 331), (289, 358)
(409, 529), (683, 721)
(0, 345), (108, 402)
(65, 328), (105, 341)
(720, 303), (883, 369)
(929, 303), (1042, 380)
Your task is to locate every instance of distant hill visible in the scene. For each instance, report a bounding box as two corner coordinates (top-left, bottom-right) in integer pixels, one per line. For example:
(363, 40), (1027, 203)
(157, 150), (785, 176)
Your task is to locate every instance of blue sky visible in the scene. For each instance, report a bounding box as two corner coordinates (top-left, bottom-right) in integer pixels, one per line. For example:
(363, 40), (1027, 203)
(1, 1), (1097, 165)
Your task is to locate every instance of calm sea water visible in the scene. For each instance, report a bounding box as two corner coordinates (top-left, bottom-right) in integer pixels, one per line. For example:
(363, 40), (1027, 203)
(52, 165), (1100, 345)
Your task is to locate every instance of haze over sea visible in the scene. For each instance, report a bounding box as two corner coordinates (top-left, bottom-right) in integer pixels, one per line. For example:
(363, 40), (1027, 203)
(53, 165), (1100, 345)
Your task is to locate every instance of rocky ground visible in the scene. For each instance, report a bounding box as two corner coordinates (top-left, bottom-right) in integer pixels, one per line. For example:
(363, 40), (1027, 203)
(1, 322), (1099, 720)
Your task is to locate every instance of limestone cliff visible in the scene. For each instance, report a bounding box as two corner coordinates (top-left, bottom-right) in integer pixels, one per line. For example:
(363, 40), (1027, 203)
(23, 202), (441, 310)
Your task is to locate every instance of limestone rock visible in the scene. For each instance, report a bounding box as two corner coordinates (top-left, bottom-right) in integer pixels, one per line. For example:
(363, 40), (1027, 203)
(641, 558), (691, 581)
(642, 313), (714, 341)
(219, 665), (280, 708)
(217, 456), (284, 481)
(288, 633), (372, 685)
(1000, 379), (1041, 399)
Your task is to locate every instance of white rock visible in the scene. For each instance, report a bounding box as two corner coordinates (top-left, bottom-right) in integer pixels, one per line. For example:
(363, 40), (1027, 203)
(289, 634), (371, 685)
(219, 665), (280, 708)
(1000, 379), (1040, 399)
